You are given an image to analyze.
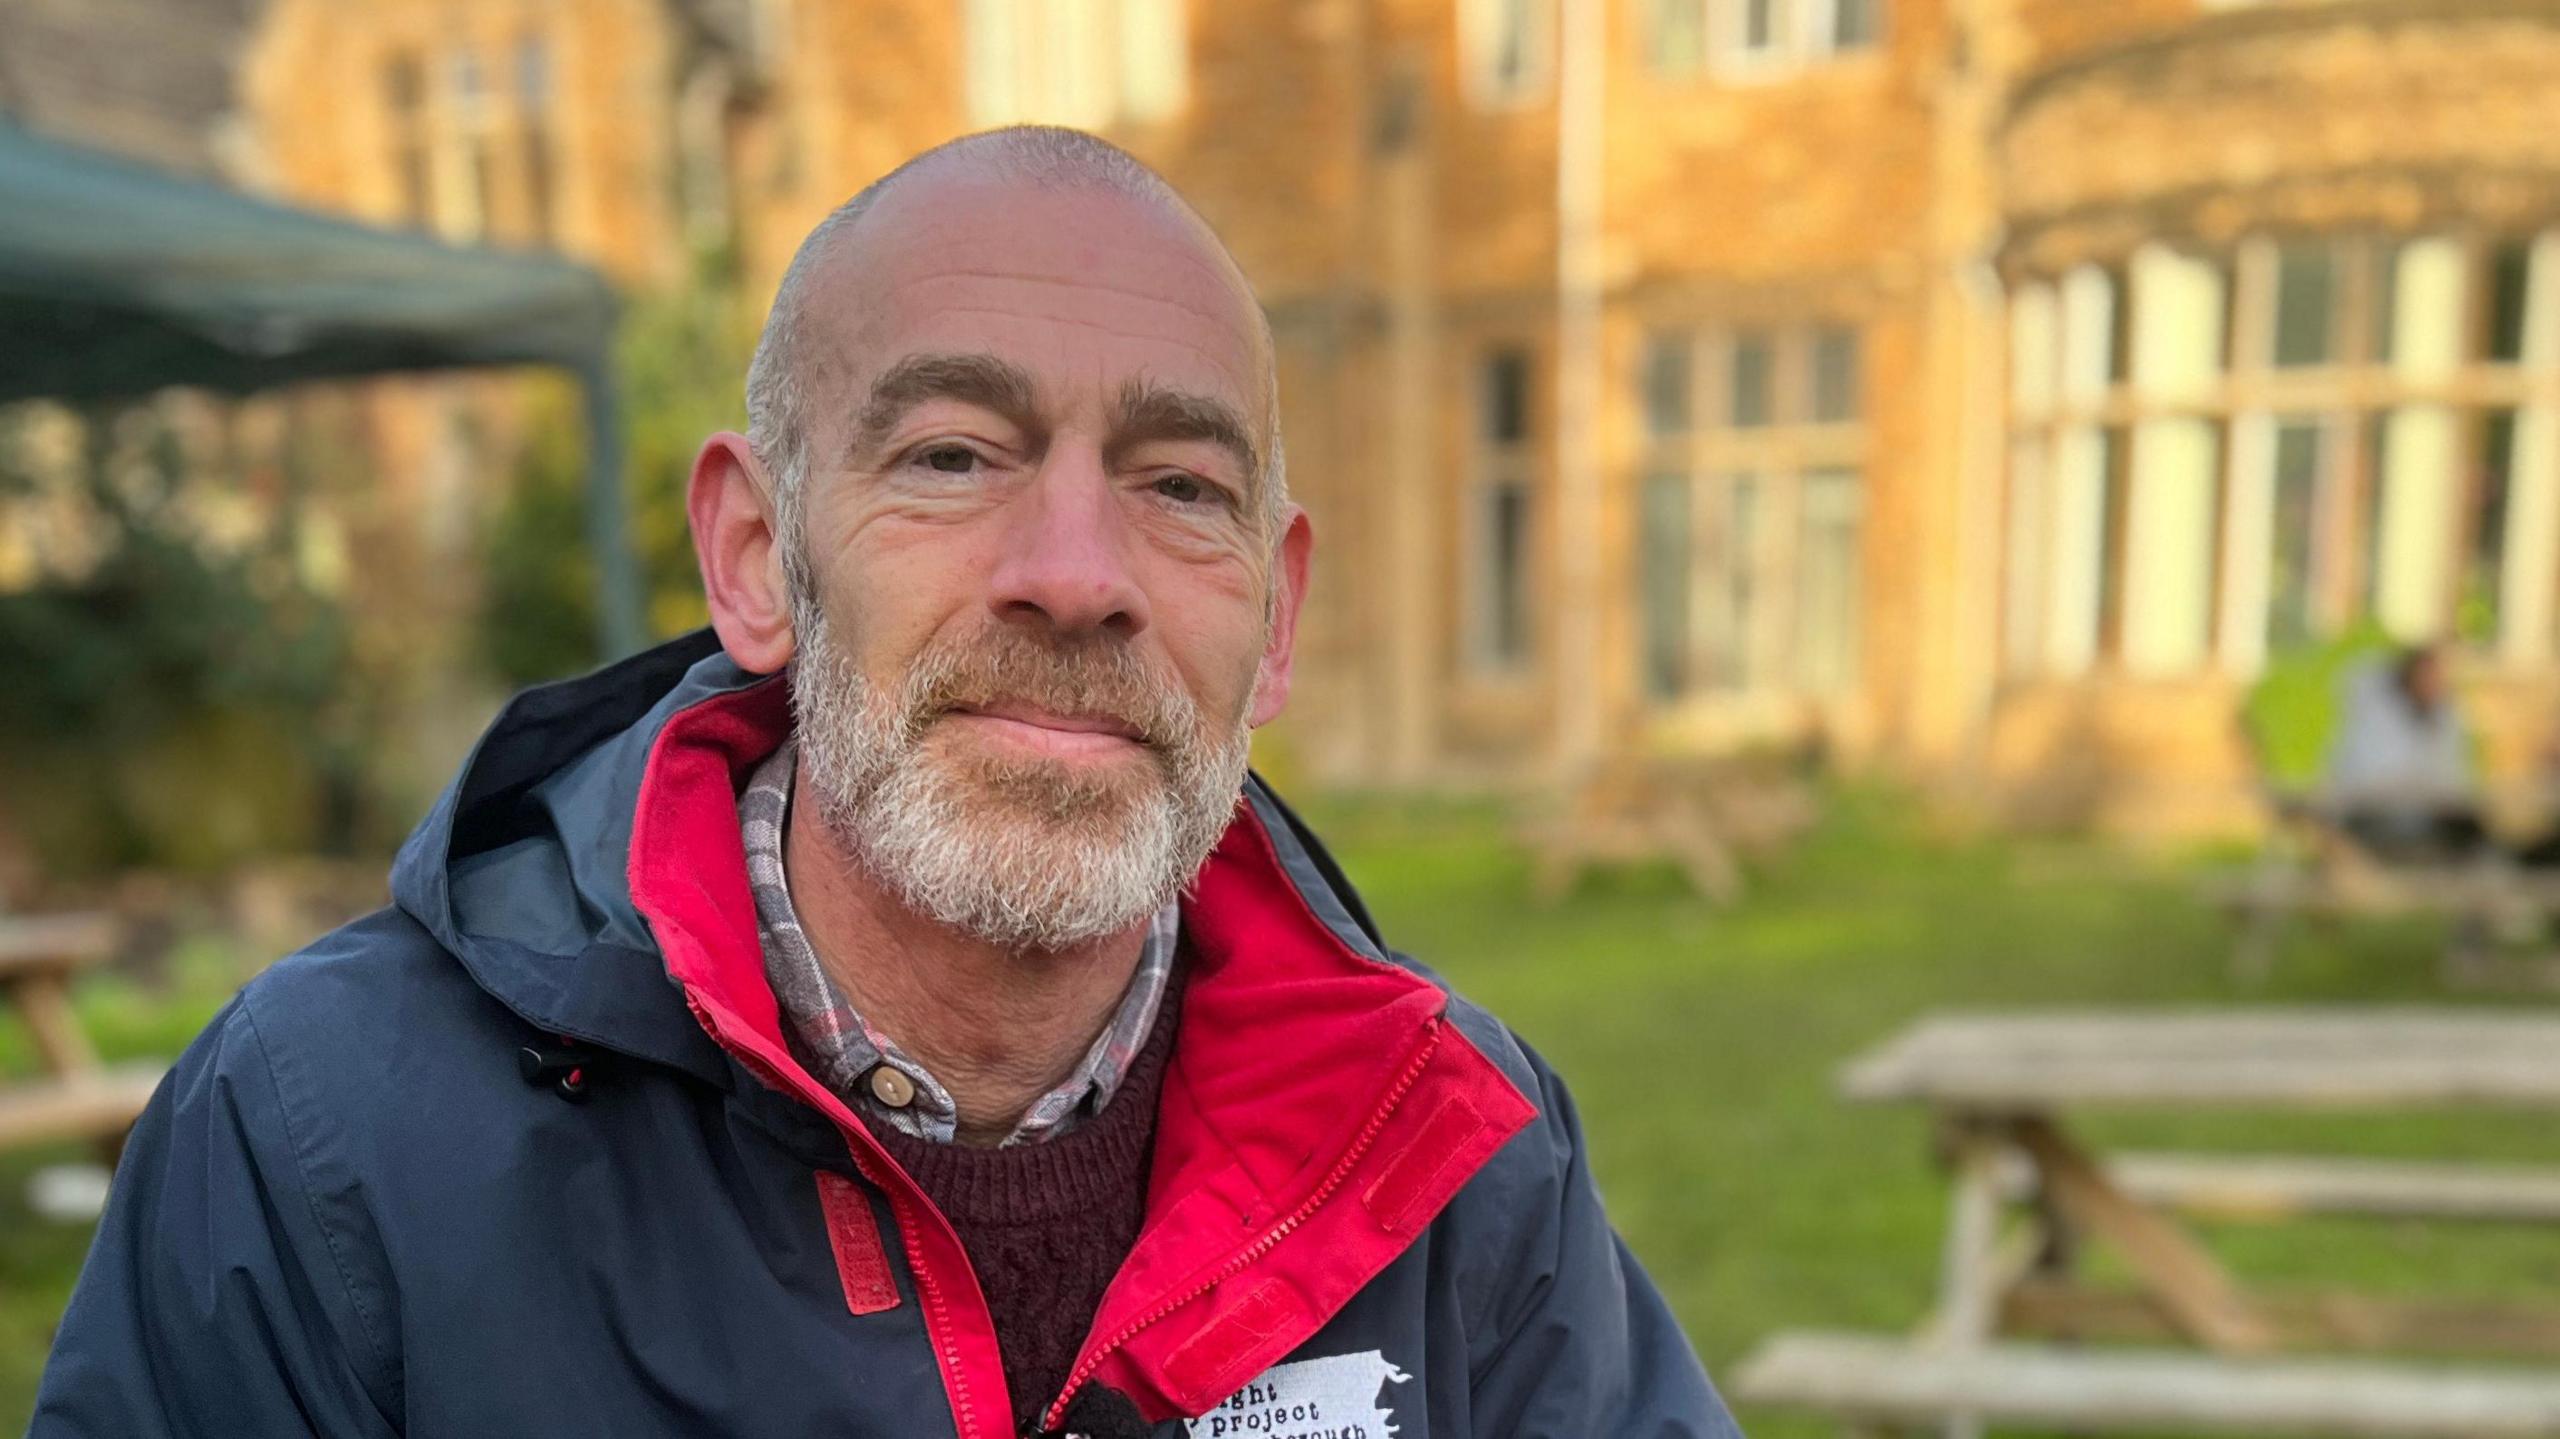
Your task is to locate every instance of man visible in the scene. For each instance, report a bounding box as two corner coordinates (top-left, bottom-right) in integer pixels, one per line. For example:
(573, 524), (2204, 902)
(2324, 642), (2560, 871)
(36, 128), (1735, 1438)
(2325, 644), (2488, 861)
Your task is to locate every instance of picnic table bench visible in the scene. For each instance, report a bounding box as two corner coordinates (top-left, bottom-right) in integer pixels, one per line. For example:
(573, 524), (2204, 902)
(0, 912), (162, 1154)
(1522, 752), (1816, 904)
(2212, 789), (2560, 984)
(1734, 1010), (2560, 1437)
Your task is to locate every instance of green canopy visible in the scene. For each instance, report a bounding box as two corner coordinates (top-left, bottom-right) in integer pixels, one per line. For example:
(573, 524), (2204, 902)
(0, 121), (641, 656)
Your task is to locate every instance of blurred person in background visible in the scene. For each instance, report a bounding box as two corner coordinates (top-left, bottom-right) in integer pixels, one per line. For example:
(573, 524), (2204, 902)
(33, 127), (1734, 1439)
(2324, 642), (2560, 867)
(2529, 729), (2560, 869)
(2324, 643), (2490, 862)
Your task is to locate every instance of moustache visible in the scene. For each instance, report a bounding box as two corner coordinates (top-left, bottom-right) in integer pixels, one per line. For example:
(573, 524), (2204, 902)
(897, 630), (1198, 753)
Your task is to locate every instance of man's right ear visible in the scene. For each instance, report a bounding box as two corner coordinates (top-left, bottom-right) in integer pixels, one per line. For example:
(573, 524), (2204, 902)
(688, 431), (795, 675)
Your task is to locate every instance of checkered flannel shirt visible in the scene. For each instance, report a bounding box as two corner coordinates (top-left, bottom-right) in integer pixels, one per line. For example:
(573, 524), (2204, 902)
(737, 738), (1178, 1146)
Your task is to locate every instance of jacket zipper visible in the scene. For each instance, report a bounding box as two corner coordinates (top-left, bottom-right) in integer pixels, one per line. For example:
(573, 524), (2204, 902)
(1037, 1017), (1445, 1434)
(685, 994), (996, 1438)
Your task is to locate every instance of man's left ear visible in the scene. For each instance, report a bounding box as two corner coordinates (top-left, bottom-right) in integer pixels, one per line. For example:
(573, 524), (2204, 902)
(1249, 507), (1314, 729)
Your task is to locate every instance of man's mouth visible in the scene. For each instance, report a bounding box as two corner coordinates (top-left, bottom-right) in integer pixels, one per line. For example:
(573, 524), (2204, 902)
(940, 702), (1148, 759)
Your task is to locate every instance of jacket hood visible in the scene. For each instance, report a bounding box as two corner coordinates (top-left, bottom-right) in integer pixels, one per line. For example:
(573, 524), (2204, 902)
(390, 629), (747, 1084)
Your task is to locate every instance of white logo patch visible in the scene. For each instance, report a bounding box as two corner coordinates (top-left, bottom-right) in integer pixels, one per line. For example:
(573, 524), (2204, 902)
(1185, 1350), (1410, 1439)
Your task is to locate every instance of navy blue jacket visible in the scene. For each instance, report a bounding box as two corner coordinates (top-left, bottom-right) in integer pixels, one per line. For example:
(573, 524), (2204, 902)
(34, 634), (1738, 1438)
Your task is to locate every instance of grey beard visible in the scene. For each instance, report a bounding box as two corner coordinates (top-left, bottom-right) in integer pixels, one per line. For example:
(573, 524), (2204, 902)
(788, 598), (1252, 953)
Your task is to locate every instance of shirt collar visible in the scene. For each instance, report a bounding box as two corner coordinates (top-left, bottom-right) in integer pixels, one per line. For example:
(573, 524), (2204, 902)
(737, 737), (1178, 1146)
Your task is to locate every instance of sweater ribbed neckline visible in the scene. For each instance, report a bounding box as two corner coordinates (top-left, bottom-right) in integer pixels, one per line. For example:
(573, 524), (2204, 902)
(859, 965), (1183, 1226)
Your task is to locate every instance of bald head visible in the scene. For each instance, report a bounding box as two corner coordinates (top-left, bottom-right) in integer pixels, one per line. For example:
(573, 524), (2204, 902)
(745, 127), (1285, 546)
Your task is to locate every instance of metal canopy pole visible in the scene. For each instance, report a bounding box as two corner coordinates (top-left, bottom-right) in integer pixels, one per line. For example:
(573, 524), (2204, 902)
(579, 356), (647, 662)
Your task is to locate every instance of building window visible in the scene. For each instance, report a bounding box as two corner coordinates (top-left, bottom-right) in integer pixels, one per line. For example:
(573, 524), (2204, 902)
(1462, 0), (1554, 105)
(1649, 0), (1881, 76)
(1728, 331), (1775, 427)
(1636, 324), (1867, 705)
(445, 50), (499, 241)
(1705, 474), (1770, 689)
(1117, 0), (1188, 121)
(2002, 231), (2560, 680)
(383, 51), (432, 227)
(515, 36), (557, 244)
(1734, 0), (1783, 61)
(2264, 419), (2326, 653)
(1472, 348), (1538, 672)
(1810, 325), (1860, 423)
(2465, 410), (2519, 635)
(1644, 0), (1710, 75)
(1825, 0), (1882, 49)
(1644, 332), (1693, 437)
(967, 0), (1189, 129)
(1484, 347), (1532, 445)
(1479, 482), (1534, 670)
(2487, 241), (2533, 364)
(1640, 471), (1693, 699)
(2271, 241), (2338, 368)
(1798, 468), (1864, 693)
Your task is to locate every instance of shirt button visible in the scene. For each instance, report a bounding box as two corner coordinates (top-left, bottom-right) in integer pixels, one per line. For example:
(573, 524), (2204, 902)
(867, 1065), (917, 1109)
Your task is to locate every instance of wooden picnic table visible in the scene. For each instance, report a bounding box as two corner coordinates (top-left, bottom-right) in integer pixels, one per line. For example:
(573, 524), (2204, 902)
(1737, 1009), (2560, 1437)
(2215, 787), (2560, 983)
(0, 912), (162, 1155)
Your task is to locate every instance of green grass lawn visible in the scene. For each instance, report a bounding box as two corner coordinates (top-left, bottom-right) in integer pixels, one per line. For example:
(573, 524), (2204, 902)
(1306, 788), (2559, 1437)
(2, 789), (2553, 1434)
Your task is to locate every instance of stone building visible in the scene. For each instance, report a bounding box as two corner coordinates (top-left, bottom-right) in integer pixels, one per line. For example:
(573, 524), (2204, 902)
(1980, 0), (2560, 830)
(735, 0), (2557, 833)
(29, 0), (2560, 833)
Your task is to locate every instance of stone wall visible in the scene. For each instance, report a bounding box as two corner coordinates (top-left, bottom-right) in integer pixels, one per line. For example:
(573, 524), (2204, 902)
(2003, 3), (2560, 273)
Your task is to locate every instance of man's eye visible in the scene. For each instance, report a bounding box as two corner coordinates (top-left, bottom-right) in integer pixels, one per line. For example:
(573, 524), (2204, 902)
(1153, 473), (1209, 505)
(917, 445), (978, 474)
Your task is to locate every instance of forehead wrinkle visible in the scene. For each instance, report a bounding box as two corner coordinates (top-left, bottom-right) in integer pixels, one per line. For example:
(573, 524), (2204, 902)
(878, 274), (1265, 393)
(891, 264), (1249, 331)
(910, 303), (1264, 403)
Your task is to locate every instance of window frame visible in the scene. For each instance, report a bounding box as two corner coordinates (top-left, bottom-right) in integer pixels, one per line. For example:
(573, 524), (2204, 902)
(1635, 322), (1869, 714)
(1468, 345), (1543, 676)
(1664, 0), (1886, 81)
(964, 0), (1192, 129)
(1999, 230), (2560, 684)
(444, 47), (500, 242)
(1460, 0), (1556, 109)
(381, 49), (434, 229)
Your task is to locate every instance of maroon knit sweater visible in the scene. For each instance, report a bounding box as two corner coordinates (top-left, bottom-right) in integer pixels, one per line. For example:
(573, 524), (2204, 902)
(862, 967), (1183, 1430)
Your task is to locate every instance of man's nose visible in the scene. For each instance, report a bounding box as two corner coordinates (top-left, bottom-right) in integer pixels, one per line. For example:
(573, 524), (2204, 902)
(984, 446), (1151, 639)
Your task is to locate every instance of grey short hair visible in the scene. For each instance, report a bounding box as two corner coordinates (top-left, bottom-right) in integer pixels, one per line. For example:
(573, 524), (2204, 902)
(744, 125), (1288, 572)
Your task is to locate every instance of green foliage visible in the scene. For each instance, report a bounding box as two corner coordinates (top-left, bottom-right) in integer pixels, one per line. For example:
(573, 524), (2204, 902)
(2239, 621), (2395, 790)
(476, 386), (599, 686)
(478, 277), (741, 686)
(0, 406), (351, 869)
(0, 516), (344, 743)
(0, 415), (345, 745)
